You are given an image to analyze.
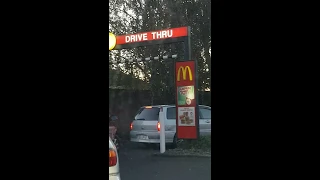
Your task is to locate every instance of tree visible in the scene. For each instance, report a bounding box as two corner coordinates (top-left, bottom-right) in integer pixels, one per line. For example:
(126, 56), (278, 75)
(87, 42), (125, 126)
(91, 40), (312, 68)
(109, 0), (212, 105)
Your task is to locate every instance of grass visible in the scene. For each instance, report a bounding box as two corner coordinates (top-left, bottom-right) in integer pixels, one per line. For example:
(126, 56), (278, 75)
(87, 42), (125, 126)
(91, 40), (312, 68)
(155, 136), (211, 157)
(177, 135), (211, 150)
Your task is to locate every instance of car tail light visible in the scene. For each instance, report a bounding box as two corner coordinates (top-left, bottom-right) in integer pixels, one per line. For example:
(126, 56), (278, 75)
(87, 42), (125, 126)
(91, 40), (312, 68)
(109, 149), (117, 167)
(157, 122), (160, 131)
(130, 122), (133, 130)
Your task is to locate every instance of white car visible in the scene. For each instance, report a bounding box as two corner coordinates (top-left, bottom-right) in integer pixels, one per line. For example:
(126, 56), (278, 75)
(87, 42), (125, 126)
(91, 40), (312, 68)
(109, 137), (121, 180)
(130, 105), (211, 148)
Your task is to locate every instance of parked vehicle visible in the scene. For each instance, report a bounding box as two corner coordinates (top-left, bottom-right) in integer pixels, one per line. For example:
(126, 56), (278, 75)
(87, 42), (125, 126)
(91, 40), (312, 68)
(109, 137), (121, 180)
(129, 105), (211, 148)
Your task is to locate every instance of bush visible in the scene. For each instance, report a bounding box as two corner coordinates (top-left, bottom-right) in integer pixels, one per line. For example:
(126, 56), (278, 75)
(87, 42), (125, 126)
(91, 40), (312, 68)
(177, 135), (211, 150)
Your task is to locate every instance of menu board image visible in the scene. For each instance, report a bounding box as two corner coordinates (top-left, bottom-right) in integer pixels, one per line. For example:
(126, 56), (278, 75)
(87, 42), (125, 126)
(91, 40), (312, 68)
(177, 86), (195, 106)
(178, 107), (195, 126)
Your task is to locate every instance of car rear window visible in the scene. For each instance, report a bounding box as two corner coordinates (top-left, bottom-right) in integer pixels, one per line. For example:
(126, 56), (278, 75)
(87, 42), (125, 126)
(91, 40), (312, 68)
(166, 107), (176, 119)
(134, 107), (160, 121)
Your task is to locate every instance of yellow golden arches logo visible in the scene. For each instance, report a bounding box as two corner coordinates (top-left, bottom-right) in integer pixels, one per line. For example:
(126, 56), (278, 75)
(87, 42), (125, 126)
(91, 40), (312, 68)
(109, 33), (117, 50)
(177, 66), (193, 81)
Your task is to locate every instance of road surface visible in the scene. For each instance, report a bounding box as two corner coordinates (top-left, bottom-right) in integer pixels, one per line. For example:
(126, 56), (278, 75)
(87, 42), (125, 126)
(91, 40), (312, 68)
(118, 141), (211, 180)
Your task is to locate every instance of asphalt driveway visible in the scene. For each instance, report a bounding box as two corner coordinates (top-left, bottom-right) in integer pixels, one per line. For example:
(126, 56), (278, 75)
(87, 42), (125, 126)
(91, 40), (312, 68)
(118, 141), (211, 180)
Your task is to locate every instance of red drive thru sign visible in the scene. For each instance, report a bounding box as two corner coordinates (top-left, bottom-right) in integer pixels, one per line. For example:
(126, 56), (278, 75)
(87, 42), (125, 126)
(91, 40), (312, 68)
(116, 27), (188, 44)
(175, 60), (198, 139)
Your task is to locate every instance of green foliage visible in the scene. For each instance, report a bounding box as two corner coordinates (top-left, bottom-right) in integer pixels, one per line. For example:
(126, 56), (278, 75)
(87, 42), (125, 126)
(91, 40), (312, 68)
(178, 135), (211, 150)
(109, 68), (149, 90)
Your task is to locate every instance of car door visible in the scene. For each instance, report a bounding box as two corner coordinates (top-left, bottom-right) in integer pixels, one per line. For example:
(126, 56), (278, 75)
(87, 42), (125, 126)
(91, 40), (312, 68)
(199, 106), (211, 136)
(164, 106), (177, 141)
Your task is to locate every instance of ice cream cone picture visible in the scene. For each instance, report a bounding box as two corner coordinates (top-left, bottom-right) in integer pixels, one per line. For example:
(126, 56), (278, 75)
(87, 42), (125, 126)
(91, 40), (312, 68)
(178, 86), (194, 106)
(186, 97), (191, 105)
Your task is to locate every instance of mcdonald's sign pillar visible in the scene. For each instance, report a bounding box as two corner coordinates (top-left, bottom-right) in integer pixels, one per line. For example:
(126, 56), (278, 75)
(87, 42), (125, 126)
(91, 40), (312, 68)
(175, 60), (199, 139)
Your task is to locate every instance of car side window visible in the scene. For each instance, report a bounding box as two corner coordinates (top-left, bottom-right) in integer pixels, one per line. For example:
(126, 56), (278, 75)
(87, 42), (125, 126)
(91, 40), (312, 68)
(166, 107), (176, 119)
(167, 107), (206, 119)
(200, 108), (211, 119)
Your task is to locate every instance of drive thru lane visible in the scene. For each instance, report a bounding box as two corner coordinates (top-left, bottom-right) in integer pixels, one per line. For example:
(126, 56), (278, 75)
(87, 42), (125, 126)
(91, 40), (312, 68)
(118, 141), (211, 180)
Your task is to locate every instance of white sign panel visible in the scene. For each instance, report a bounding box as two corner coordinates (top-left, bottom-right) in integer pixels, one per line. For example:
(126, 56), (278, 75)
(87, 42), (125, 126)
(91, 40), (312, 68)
(178, 107), (195, 126)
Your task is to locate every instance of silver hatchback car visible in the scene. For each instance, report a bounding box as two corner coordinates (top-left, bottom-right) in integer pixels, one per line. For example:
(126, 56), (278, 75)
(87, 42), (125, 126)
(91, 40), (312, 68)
(109, 137), (121, 180)
(130, 105), (211, 147)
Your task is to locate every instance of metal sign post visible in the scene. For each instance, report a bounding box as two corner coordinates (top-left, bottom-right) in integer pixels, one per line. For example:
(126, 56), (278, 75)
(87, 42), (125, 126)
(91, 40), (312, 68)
(159, 107), (166, 153)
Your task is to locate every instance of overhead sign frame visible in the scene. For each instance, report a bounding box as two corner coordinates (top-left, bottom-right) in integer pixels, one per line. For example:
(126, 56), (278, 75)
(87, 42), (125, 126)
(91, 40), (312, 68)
(109, 26), (199, 140)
